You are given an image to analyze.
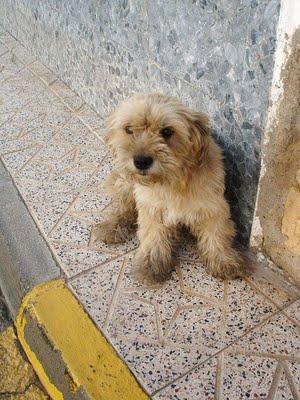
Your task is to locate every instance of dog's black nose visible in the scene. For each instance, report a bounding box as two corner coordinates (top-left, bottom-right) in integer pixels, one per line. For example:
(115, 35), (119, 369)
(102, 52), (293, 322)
(134, 155), (153, 170)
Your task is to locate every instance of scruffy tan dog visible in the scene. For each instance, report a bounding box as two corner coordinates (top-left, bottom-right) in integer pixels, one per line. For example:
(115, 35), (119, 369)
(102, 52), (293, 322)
(93, 93), (248, 284)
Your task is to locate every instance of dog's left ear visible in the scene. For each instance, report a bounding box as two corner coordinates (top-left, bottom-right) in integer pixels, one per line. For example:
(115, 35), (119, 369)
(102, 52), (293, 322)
(181, 108), (210, 165)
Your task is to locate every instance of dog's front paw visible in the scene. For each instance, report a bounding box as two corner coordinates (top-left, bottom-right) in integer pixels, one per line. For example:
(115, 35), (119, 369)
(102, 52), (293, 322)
(90, 220), (127, 245)
(207, 261), (246, 280)
(131, 250), (173, 286)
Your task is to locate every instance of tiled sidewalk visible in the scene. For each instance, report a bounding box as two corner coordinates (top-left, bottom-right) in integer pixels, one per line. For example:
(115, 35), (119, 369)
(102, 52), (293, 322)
(0, 31), (299, 399)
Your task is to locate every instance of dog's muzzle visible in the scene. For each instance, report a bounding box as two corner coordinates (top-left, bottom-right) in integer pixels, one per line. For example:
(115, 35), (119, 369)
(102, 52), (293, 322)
(133, 154), (153, 170)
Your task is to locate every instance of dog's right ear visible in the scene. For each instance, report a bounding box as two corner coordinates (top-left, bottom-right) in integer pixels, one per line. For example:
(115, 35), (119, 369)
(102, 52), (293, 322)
(104, 111), (119, 155)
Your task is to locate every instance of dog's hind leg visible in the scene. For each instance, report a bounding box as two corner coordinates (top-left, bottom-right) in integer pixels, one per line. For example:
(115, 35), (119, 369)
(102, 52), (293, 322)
(133, 208), (176, 285)
(190, 216), (247, 280)
(91, 172), (137, 244)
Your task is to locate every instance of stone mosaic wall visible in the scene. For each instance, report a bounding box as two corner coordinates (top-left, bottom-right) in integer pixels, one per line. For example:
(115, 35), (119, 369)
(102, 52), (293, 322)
(0, 0), (281, 243)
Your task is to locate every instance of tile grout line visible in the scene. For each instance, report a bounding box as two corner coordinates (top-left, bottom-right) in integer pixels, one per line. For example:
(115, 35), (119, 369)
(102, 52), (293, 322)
(245, 276), (300, 312)
(214, 352), (224, 400)
(282, 361), (300, 399)
(214, 281), (228, 399)
(0, 142), (41, 157)
(102, 257), (127, 332)
(67, 247), (137, 283)
(267, 361), (284, 399)
(229, 349), (300, 362)
(281, 312), (300, 329)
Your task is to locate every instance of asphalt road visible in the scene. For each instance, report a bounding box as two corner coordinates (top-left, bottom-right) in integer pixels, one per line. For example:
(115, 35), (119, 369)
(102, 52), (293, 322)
(0, 288), (49, 399)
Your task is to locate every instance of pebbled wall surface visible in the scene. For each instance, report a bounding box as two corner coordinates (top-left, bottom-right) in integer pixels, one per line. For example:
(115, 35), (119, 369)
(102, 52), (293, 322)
(0, 0), (281, 244)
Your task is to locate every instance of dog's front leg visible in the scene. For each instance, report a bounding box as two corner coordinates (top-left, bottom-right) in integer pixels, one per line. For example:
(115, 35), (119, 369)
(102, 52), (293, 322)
(190, 216), (246, 280)
(133, 208), (175, 285)
(91, 172), (137, 244)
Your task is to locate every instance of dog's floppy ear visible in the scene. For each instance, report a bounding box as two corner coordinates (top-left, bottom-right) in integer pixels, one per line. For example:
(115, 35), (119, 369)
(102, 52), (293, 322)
(104, 111), (119, 154)
(180, 108), (210, 165)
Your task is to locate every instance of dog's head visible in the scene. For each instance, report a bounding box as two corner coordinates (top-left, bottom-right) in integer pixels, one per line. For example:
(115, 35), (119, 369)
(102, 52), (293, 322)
(105, 93), (210, 185)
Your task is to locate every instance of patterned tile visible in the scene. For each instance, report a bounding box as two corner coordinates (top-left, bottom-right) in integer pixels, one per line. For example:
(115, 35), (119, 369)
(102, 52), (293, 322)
(100, 254), (282, 393)
(224, 278), (278, 341)
(69, 257), (125, 326)
(57, 118), (107, 151)
(246, 263), (300, 308)
(14, 179), (80, 234)
(0, 42), (8, 57)
(51, 241), (120, 278)
(12, 43), (36, 65)
(0, 51), (24, 82)
(284, 300), (300, 326)
(72, 186), (111, 214)
(232, 312), (300, 356)
(50, 79), (84, 111)
(35, 141), (73, 163)
(51, 163), (95, 190)
(178, 259), (224, 303)
(75, 103), (105, 132)
(110, 338), (205, 394)
(49, 215), (92, 245)
(28, 61), (57, 85)
(2, 145), (40, 173)
(17, 161), (52, 181)
(155, 313), (300, 398)
(0, 32), (19, 50)
(153, 357), (218, 400)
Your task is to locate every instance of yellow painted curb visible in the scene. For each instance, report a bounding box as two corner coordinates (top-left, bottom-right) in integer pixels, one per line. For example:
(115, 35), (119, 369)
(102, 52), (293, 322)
(15, 280), (148, 400)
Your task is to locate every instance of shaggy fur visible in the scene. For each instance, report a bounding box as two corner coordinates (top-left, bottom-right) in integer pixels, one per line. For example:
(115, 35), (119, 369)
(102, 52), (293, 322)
(92, 93), (248, 284)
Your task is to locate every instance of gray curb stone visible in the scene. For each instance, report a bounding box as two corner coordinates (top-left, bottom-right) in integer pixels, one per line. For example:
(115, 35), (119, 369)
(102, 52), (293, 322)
(0, 160), (61, 317)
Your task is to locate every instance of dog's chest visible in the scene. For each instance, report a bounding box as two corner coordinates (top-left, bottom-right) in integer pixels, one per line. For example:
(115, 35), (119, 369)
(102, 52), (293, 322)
(134, 184), (201, 225)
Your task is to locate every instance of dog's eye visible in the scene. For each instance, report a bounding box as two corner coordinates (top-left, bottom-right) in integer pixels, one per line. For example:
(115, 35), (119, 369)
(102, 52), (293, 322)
(125, 126), (133, 134)
(160, 127), (173, 139)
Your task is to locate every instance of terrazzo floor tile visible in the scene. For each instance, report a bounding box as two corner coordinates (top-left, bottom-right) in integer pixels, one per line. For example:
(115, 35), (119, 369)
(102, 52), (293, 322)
(28, 61), (58, 85)
(58, 117), (105, 147)
(75, 103), (105, 132)
(153, 357), (219, 400)
(0, 42), (8, 56)
(284, 300), (300, 326)
(51, 241), (120, 278)
(49, 215), (93, 245)
(0, 51), (24, 81)
(1, 145), (41, 173)
(0, 31), (299, 398)
(245, 264), (300, 309)
(98, 253), (291, 393)
(224, 278), (278, 341)
(50, 79), (84, 111)
(12, 43), (37, 65)
(154, 311), (300, 399)
(0, 32), (19, 50)
(1, 112), (47, 141)
(69, 257), (126, 326)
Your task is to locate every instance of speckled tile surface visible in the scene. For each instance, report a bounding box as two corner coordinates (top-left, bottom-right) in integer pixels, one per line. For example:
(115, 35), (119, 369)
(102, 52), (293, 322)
(0, 32), (299, 398)
(154, 312), (300, 399)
